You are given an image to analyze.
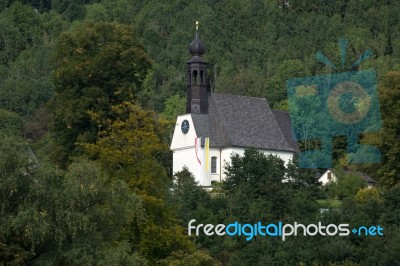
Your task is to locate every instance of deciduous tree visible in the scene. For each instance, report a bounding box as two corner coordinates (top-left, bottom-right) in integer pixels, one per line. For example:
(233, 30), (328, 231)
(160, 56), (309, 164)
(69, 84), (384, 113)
(51, 21), (152, 163)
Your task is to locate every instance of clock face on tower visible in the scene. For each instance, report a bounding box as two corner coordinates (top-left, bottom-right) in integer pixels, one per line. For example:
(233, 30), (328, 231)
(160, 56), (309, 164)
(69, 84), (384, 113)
(181, 119), (190, 134)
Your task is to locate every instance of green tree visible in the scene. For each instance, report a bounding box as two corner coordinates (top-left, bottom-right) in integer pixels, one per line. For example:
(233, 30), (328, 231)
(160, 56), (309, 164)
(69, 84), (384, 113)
(0, 2), (42, 65)
(82, 101), (193, 263)
(267, 59), (309, 108)
(51, 0), (97, 21)
(355, 187), (381, 204)
(169, 168), (212, 224)
(362, 71), (400, 187)
(381, 184), (400, 226)
(224, 149), (290, 221)
(0, 134), (145, 264)
(50, 21), (152, 163)
(0, 47), (53, 117)
(215, 65), (266, 97)
(161, 94), (186, 121)
(85, 3), (110, 22)
(159, 250), (220, 266)
(326, 169), (366, 200)
(0, 109), (23, 134)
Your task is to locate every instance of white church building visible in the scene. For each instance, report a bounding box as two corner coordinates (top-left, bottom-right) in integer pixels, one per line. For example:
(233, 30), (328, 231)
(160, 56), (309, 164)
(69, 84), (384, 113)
(170, 28), (299, 186)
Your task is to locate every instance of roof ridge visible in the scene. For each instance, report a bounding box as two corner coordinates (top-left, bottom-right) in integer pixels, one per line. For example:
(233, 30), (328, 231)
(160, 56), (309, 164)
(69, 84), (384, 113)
(212, 92), (269, 101)
(272, 110), (298, 152)
(209, 94), (232, 146)
(265, 104), (294, 152)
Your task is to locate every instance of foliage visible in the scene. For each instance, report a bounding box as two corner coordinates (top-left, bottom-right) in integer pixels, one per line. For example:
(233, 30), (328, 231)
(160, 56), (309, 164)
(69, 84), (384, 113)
(0, 47), (54, 117)
(0, 4), (66, 118)
(50, 21), (152, 163)
(161, 94), (186, 121)
(0, 2), (43, 65)
(82, 101), (194, 263)
(362, 71), (400, 187)
(169, 168), (213, 224)
(0, 109), (23, 134)
(83, 101), (167, 172)
(380, 184), (400, 226)
(355, 187), (382, 204)
(317, 199), (343, 209)
(158, 250), (220, 266)
(326, 169), (367, 200)
(224, 149), (290, 220)
(0, 135), (145, 264)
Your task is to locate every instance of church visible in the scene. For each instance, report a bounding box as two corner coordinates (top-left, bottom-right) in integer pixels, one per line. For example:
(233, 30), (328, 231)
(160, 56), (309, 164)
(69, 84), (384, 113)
(170, 26), (299, 186)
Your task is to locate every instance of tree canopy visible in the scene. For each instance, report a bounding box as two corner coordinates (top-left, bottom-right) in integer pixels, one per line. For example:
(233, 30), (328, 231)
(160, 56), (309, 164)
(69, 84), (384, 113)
(50, 21), (152, 163)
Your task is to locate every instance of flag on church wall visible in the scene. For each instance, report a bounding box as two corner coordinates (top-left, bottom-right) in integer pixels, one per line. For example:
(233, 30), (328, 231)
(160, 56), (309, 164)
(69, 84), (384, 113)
(194, 137), (210, 186)
(195, 137), (202, 165)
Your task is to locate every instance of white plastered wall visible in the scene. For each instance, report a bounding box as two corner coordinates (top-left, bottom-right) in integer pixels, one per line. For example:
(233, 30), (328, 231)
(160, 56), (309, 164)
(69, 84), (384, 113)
(318, 170), (337, 185)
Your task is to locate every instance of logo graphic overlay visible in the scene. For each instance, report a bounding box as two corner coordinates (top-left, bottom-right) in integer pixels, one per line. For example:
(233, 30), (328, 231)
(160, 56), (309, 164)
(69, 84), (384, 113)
(286, 39), (382, 168)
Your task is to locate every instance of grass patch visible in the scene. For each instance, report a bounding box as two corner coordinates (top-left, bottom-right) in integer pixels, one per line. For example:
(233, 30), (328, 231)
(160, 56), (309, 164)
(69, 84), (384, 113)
(317, 199), (342, 209)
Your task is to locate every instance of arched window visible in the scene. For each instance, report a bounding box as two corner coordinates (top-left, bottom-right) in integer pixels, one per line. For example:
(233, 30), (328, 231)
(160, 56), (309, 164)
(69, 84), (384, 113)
(211, 156), (217, 174)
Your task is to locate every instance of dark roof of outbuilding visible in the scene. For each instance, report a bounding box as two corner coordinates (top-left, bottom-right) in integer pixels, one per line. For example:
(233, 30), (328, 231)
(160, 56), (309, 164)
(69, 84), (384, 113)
(191, 92), (297, 152)
(356, 172), (377, 183)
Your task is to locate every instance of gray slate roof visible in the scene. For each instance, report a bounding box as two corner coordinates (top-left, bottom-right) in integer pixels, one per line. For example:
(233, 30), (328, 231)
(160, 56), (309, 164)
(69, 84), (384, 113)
(354, 171), (377, 184)
(272, 110), (300, 152)
(192, 92), (297, 152)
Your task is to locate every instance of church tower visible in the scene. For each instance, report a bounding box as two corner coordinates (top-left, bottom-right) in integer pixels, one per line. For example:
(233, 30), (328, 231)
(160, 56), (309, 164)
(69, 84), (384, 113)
(186, 21), (208, 114)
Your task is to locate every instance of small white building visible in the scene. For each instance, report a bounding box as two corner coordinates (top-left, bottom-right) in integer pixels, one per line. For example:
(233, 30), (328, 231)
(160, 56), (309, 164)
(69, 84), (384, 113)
(170, 30), (298, 186)
(318, 169), (377, 188)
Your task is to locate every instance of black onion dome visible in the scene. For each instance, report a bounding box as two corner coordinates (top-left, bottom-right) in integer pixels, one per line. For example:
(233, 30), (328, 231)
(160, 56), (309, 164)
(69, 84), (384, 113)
(189, 32), (206, 56)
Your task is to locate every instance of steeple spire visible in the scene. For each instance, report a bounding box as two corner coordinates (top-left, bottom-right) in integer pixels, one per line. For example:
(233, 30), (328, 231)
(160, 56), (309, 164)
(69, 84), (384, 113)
(189, 22), (206, 57)
(186, 21), (208, 114)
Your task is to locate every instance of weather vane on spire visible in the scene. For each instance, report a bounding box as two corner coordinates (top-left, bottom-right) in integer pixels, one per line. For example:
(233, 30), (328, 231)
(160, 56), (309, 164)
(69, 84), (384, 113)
(196, 21), (199, 31)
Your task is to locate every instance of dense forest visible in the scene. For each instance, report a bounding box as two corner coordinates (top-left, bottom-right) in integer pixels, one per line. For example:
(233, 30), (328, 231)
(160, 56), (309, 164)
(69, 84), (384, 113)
(0, 0), (399, 265)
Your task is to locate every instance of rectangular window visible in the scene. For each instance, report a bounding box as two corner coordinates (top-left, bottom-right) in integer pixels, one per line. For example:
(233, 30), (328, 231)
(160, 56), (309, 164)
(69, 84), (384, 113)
(211, 157), (217, 174)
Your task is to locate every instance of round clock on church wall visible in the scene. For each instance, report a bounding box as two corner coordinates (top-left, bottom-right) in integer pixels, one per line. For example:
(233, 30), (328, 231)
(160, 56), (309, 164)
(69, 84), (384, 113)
(181, 119), (189, 134)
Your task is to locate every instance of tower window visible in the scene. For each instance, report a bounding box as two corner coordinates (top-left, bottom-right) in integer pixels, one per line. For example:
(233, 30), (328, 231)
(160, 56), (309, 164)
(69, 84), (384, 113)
(200, 70), (204, 85)
(211, 156), (217, 174)
(193, 70), (198, 85)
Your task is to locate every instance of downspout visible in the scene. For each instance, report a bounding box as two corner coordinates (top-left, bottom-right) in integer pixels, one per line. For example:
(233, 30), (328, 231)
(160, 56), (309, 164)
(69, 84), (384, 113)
(219, 148), (222, 182)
